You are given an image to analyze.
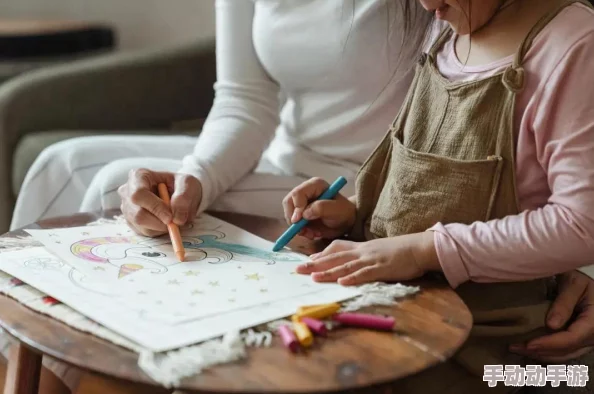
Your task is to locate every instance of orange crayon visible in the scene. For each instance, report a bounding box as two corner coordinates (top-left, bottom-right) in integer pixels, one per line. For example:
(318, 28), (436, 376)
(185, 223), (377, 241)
(157, 183), (185, 262)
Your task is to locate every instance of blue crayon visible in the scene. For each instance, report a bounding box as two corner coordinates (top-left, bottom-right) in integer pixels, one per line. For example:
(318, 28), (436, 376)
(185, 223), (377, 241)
(272, 176), (348, 252)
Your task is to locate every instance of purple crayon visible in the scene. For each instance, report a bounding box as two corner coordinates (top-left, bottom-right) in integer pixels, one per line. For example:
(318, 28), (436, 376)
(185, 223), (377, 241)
(332, 313), (396, 331)
(278, 324), (299, 353)
(301, 317), (328, 336)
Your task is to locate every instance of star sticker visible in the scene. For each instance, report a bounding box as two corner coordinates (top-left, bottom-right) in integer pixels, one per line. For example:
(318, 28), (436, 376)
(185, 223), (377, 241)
(137, 290), (148, 295)
(93, 266), (105, 271)
(245, 273), (263, 281)
(184, 270), (199, 276)
(260, 288), (268, 293)
(191, 289), (203, 295)
(168, 279), (181, 285)
(209, 281), (220, 287)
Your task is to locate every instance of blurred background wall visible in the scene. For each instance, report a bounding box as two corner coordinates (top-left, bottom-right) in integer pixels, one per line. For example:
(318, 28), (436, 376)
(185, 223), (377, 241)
(0, 0), (216, 49)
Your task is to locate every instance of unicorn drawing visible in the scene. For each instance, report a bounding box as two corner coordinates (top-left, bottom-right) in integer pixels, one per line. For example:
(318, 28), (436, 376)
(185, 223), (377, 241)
(70, 231), (303, 279)
(70, 236), (175, 279)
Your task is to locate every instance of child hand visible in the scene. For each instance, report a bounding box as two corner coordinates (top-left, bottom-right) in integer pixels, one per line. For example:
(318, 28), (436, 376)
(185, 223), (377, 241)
(296, 232), (439, 286)
(282, 177), (356, 240)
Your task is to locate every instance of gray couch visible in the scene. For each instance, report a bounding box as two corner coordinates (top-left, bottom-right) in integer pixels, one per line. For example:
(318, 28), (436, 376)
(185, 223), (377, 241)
(0, 38), (216, 232)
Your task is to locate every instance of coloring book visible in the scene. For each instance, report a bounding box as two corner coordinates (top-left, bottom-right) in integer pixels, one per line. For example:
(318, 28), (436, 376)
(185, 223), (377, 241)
(1, 215), (361, 351)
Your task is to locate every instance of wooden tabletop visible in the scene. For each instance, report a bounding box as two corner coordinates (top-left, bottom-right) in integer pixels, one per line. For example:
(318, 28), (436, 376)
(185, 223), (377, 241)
(0, 211), (472, 393)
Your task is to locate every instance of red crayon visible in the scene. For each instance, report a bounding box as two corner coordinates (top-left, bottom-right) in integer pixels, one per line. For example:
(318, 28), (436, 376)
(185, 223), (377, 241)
(332, 313), (396, 331)
(300, 317), (328, 336)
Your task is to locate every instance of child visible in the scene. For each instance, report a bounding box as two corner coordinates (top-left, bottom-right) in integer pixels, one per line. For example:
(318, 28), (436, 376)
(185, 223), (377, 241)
(284, 0), (594, 391)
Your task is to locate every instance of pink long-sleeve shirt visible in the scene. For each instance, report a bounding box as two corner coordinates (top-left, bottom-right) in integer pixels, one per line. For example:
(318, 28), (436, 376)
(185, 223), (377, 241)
(431, 3), (594, 288)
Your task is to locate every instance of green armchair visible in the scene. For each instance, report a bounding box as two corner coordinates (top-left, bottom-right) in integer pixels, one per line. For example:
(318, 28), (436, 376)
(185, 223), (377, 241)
(0, 38), (216, 232)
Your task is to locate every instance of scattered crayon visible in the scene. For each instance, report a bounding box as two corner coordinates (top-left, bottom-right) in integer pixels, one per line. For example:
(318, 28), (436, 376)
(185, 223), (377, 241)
(296, 302), (341, 320)
(278, 324), (299, 353)
(301, 317), (327, 336)
(293, 320), (314, 347)
(332, 312), (396, 331)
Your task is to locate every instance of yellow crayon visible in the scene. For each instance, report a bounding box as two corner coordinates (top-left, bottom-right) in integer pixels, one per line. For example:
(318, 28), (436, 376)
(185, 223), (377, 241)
(296, 305), (319, 314)
(296, 302), (341, 315)
(296, 303), (341, 320)
(293, 320), (313, 347)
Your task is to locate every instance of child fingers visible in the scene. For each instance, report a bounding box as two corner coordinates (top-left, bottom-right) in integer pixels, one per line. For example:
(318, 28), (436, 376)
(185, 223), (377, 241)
(296, 251), (356, 274)
(289, 178), (331, 222)
(306, 240), (356, 262)
(303, 200), (342, 221)
(338, 266), (381, 286)
(311, 260), (369, 283)
(322, 240), (357, 256)
(299, 228), (316, 240)
(281, 193), (295, 225)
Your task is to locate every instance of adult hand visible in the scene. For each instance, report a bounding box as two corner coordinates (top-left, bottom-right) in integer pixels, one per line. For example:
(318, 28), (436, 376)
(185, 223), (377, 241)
(118, 169), (202, 237)
(510, 271), (594, 362)
(296, 232), (439, 286)
(282, 177), (356, 240)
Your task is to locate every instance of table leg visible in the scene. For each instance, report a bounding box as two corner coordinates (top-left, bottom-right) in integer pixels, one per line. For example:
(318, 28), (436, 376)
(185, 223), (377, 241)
(4, 342), (42, 394)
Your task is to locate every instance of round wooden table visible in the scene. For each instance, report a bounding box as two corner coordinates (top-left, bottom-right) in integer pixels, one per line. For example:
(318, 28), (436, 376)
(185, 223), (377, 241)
(0, 211), (472, 394)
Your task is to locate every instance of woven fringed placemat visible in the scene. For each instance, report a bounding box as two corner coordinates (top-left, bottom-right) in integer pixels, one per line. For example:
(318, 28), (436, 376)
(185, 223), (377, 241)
(0, 221), (420, 387)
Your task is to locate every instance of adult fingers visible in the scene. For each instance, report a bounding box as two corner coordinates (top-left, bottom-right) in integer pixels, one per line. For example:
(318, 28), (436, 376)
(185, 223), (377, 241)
(547, 274), (587, 330)
(171, 174), (201, 226)
(296, 251), (358, 274)
(127, 169), (174, 224)
(310, 259), (370, 282)
(510, 345), (593, 363)
(122, 206), (166, 237)
(522, 316), (593, 354)
(126, 200), (167, 234)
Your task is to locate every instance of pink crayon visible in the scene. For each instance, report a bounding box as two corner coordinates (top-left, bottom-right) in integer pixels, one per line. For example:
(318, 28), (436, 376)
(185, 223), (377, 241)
(301, 317), (327, 336)
(278, 324), (299, 353)
(332, 313), (396, 331)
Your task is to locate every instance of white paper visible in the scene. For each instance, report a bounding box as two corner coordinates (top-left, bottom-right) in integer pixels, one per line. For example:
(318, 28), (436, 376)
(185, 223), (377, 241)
(0, 248), (358, 352)
(6, 215), (361, 351)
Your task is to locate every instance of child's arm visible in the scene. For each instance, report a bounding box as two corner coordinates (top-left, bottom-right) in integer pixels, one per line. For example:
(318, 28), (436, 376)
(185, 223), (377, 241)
(434, 29), (594, 288)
